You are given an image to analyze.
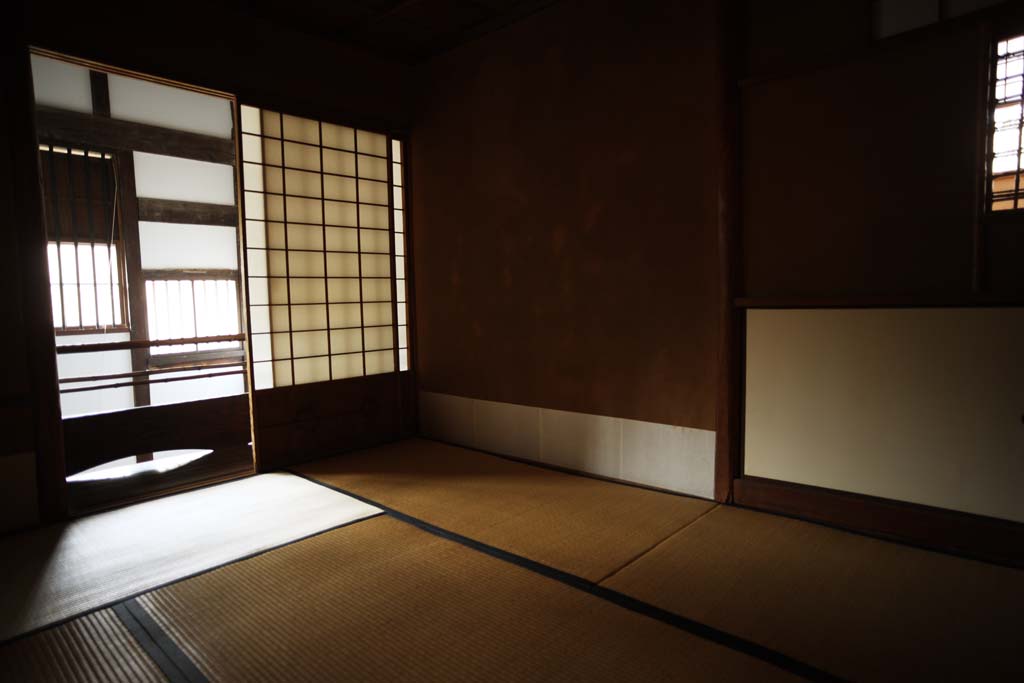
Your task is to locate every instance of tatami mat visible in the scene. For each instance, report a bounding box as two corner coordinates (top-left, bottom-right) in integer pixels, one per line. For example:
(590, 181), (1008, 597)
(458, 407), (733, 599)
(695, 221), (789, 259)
(137, 514), (801, 682)
(601, 505), (1024, 682)
(294, 438), (715, 581)
(0, 473), (380, 642)
(0, 608), (166, 682)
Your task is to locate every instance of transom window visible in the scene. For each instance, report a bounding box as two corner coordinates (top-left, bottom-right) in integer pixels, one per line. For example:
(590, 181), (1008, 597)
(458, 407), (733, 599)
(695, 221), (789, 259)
(989, 34), (1024, 211)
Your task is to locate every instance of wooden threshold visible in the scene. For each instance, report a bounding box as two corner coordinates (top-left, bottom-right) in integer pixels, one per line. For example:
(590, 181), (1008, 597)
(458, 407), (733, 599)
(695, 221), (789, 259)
(733, 475), (1024, 568)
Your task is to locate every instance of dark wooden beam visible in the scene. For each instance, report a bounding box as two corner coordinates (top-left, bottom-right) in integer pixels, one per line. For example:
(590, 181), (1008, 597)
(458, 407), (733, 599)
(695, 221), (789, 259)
(141, 268), (239, 281)
(4, 18), (67, 520)
(35, 106), (235, 164)
(56, 333), (246, 354)
(735, 295), (1024, 309)
(88, 70), (110, 117)
(59, 360), (243, 384)
(138, 198), (237, 226)
(63, 394), (251, 476)
(734, 476), (1024, 569)
(147, 347), (245, 369)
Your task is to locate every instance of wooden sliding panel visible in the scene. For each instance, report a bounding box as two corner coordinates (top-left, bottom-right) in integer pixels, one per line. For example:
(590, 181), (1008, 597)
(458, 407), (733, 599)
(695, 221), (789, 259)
(240, 107), (398, 389)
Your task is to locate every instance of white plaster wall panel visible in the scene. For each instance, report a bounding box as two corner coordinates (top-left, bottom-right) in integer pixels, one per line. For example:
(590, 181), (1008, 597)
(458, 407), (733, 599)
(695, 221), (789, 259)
(149, 367), (246, 406)
(30, 54), (92, 113)
(620, 419), (716, 499)
(744, 308), (1024, 523)
(472, 399), (540, 460)
(139, 222), (239, 270)
(419, 391), (716, 499)
(108, 74), (232, 139)
(55, 333), (133, 417)
(539, 408), (622, 479)
(419, 391), (474, 445)
(133, 152), (235, 205)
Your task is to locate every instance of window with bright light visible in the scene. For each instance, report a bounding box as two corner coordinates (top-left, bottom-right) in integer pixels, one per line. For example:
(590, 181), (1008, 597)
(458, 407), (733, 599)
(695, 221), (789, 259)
(47, 241), (125, 331)
(40, 144), (128, 333)
(145, 279), (241, 355)
(989, 34), (1024, 211)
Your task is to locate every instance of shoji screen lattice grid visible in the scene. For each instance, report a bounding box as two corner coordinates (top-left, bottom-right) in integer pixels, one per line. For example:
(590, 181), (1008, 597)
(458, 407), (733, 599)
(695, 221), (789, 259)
(240, 106), (401, 389)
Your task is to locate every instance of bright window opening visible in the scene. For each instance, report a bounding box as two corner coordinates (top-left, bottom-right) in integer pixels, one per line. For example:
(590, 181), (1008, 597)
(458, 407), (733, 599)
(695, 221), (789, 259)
(145, 279), (242, 355)
(990, 34), (1024, 211)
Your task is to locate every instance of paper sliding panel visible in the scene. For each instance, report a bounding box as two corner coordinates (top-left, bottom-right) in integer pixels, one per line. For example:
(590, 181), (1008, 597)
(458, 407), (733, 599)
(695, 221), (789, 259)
(253, 361), (274, 390)
(328, 278), (361, 303)
(251, 333), (272, 362)
(250, 304), (270, 334)
(273, 360), (292, 386)
(362, 302), (392, 327)
(294, 356), (329, 385)
(330, 328), (363, 354)
(291, 330), (329, 358)
(365, 350), (394, 375)
(331, 353), (363, 379)
(364, 326), (394, 351)
(325, 227), (359, 252)
(241, 105), (407, 389)
(362, 278), (391, 302)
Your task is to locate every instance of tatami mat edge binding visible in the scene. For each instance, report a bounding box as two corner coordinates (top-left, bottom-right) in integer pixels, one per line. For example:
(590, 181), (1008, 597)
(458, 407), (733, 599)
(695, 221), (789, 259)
(113, 599), (208, 683)
(289, 470), (847, 683)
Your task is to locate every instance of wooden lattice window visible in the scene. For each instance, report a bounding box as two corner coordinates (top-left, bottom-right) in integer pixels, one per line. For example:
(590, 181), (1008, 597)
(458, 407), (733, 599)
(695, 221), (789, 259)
(39, 144), (128, 333)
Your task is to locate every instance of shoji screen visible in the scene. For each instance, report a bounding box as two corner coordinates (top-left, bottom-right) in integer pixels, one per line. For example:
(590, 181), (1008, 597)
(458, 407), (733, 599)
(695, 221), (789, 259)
(240, 106), (404, 389)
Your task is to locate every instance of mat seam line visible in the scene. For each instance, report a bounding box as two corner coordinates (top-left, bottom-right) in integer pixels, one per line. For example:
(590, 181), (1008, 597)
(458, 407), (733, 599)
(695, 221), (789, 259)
(289, 470), (847, 683)
(593, 502), (722, 586)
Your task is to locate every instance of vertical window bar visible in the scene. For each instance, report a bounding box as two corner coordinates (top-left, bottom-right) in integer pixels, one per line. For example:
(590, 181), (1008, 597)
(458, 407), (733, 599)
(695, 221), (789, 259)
(190, 281), (200, 351)
(46, 145), (68, 329)
(81, 148), (102, 328)
(63, 148), (84, 329)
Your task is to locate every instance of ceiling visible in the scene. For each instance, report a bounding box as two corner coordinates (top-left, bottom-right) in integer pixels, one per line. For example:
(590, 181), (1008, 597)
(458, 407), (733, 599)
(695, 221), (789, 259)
(227, 0), (560, 64)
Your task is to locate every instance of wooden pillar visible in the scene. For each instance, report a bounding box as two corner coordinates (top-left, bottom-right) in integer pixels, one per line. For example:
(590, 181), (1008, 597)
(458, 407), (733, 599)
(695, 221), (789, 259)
(714, 0), (743, 503)
(1, 7), (68, 520)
